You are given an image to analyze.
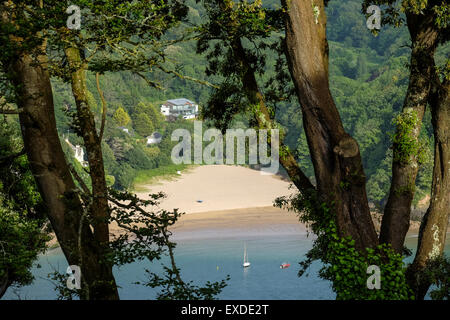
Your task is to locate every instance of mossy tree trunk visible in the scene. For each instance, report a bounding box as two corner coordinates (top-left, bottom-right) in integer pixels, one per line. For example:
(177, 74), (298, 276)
(63, 46), (119, 300)
(380, 11), (440, 254)
(407, 77), (450, 299)
(8, 44), (118, 300)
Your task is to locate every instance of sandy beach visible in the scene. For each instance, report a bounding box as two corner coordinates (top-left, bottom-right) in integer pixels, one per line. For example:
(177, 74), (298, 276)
(48, 164), (446, 247)
(135, 165), (296, 214)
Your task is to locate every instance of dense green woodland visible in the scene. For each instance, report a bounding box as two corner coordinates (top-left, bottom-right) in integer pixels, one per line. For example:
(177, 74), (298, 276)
(2, 0), (448, 202)
(47, 0), (448, 208)
(1, 0), (447, 203)
(1, 0), (449, 301)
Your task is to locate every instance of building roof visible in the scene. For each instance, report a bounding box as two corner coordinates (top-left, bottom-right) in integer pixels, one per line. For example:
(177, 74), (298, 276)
(166, 98), (195, 106)
(147, 132), (162, 139)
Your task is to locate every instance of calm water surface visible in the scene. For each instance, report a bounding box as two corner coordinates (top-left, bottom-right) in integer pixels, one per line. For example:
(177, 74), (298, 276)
(3, 226), (449, 300)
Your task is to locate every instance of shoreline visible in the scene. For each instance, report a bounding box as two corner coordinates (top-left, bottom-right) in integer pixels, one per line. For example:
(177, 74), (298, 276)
(168, 206), (307, 240)
(45, 164), (448, 247)
(45, 205), (449, 250)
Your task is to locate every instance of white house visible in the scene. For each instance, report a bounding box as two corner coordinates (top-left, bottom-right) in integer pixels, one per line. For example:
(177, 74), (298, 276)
(65, 138), (88, 167)
(118, 126), (130, 134)
(160, 98), (198, 119)
(147, 132), (162, 145)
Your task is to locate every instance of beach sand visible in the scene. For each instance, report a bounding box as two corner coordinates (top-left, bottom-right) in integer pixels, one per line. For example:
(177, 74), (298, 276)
(47, 165), (446, 247)
(134, 165), (296, 214)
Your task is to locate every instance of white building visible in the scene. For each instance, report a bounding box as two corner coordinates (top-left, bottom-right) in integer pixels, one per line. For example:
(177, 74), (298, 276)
(118, 126), (130, 134)
(65, 138), (88, 167)
(160, 98), (198, 119)
(146, 132), (162, 145)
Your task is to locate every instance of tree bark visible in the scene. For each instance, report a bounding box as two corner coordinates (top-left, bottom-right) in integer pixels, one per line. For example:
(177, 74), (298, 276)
(0, 272), (9, 299)
(64, 46), (110, 246)
(6, 43), (118, 300)
(62, 45), (119, 299)
(407, 78), (450, 299)
(281, 0), (378, 251)
(380, 11), (440, 254)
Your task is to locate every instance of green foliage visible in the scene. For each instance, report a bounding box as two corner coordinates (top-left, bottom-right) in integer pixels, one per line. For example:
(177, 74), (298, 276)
(47, 188), (229, 300)
(133, 113), (155, 137)
(113, 106), (131, 127)
(112, 163), (136, 190)
(433, 2), (449, 29)
(0, 121), (46, 218)
(0, 199), (49, 291)
(131, 102), (165, 130)
(391, 108), (428, 165)
(0, 120), (49, 296)
(275, 192), (413, 300)
(361, 0), (449, 43)
(323, 235), (413, 300)
(424, 255), (450, 300)
(124, 144), (154, 170)
(143, 265), (230, 300)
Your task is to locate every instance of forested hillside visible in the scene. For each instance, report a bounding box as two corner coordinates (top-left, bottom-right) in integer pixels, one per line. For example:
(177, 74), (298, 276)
(1, 0), (449, 302)
(48, 0), (448, 206)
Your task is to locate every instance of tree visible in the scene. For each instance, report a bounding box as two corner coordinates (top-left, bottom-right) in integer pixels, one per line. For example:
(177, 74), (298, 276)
(0, 121), (48, 298)
(1, 0), (228, 301)
(196, 0), (449, 299)
(145, 103), (165, 130)
(356, 54), (368, 79)
(132, 102), (165, 130)
(45, 0), (189, 300)
(1, 0), (217, 300)
(361, 0), (450, 299)
(133, 113), (155, 137)
(0, 0), (110, 299)
(113, 106), (131, 127)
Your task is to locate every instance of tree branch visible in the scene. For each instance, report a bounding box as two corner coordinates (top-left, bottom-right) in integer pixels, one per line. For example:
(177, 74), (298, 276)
(96, 73), (107, 142)
(68, 163), (91, 196)
(0, 108), (24, 114)
(157, 65), (220, 89)
(0, 149), (26, 165)
(231, 38), (315, 194)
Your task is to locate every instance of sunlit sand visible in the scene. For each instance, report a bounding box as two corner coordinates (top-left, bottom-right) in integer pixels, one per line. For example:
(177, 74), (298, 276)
(135, 165), (296, 214)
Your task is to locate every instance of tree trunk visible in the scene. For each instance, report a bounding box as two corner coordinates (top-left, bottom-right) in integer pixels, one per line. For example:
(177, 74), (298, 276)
(407, 78), (450, 299)
(7, 46), (118, 300)
(64, 46), (110, 246)
(230, 39), (315, 193)
(62, 45), (119, 299)
(0, 272), (9, 299)
(281, 0), (378, 251)
(380, 12), (440, 254)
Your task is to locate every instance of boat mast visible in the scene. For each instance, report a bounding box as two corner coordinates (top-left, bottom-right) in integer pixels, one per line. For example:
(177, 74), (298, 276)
(244, 242), (247, 264)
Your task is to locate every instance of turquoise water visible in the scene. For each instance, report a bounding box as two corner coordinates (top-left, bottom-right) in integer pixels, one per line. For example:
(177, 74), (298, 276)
(3, 226), (449, 300)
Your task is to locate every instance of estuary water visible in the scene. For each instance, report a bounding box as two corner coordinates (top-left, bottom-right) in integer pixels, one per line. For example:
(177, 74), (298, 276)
(3, 225), (449, 300)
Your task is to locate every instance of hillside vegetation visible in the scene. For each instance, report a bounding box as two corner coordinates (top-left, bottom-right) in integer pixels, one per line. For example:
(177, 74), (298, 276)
(50, 0), (448, 208)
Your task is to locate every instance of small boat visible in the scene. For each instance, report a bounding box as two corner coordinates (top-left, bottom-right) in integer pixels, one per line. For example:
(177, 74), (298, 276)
(196, 200), (203, 203)
(280, 262), (290, 269)
(243, 242), (251, 268)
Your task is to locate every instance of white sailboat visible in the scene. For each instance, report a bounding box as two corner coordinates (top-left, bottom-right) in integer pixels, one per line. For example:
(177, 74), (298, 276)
(243, 242), (251, 268)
